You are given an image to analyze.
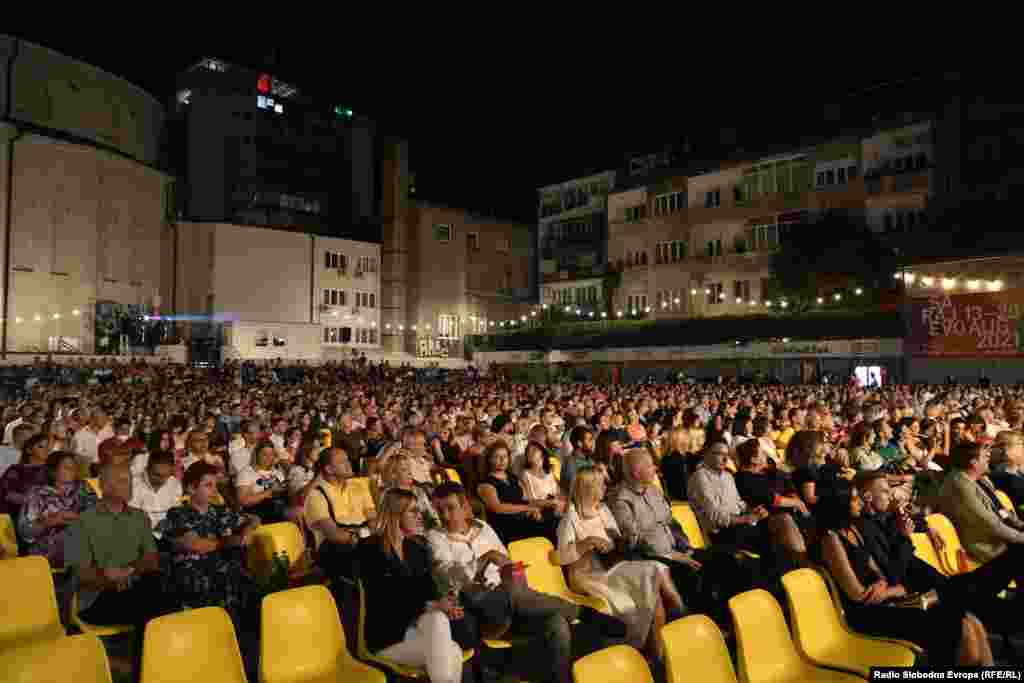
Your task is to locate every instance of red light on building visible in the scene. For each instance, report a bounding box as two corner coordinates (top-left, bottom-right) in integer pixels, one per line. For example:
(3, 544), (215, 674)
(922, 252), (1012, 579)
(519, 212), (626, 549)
(257, 74), (271, 94)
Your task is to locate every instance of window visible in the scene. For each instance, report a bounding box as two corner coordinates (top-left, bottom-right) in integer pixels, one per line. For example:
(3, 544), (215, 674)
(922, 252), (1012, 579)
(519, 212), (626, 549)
(435, 224), (453, 242)
(704, 189), (721, 208)
(369, 293), (375, 308)
(625, 205), (647, 222)
(357, 255), (377, 273)
(467, 232), (480, 251)
(439, 314), (460, 339)
(732, 280), (751, 301)
(836, 167), (846, 183)
(848, 165), (858, 180)
(746, 222), (779, 252)
(325, 251), (347, 272)
(497, 238), (510, 253)
(707, 283), (724, 306)
(322, 288), (347, 307)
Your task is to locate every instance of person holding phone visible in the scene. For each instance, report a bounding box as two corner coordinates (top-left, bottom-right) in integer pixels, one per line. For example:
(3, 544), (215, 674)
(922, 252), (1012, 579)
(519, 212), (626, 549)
(235, 440), (289, 523)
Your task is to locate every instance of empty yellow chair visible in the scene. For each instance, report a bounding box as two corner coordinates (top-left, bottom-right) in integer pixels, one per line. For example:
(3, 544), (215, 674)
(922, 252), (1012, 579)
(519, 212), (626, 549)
(260, 585), (384, 683)
(508, 537), (609, 612)
(728, 589), (862, 683)
(355, 580), (474, 679)
(670, 503), (707, 549)
(926, 513), (980, 574)
(0, 512), (17, 558)
(247, 522), (310, 581)
(2, 633), (112, 683)
(141, 607), (247, 683)
(572, 644), (652, 683)
(661, 615), (737, 683)
(0, 556), (65, 652)
(781, 569), (916, 677)
(911, 532), (946, 575)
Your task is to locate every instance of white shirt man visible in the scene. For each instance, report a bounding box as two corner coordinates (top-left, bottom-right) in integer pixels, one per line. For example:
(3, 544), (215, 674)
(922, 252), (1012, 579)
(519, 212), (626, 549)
(427, 517), (507, 588)
(73, 428), (100, 465)
(129, 456), (183, 537)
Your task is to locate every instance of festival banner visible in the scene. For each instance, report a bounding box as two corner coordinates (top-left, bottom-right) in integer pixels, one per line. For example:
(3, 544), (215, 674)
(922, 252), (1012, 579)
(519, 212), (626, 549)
(907, 289), (1024, 357)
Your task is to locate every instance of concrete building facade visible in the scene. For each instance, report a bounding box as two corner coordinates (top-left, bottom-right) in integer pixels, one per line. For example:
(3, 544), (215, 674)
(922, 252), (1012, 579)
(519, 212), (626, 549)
(0, 35), (170, 356)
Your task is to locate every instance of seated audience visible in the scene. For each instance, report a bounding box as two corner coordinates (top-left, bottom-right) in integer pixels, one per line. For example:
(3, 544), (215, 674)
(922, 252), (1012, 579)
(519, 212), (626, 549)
(129, 450), (182, 542)
(478, 440), (557, 543)
(357, 489), (470, 683)
(557, 466), (684, 661)
(382, 452), (440, 530)
(559, 426), (596, 497)
(0, 428), (48, 520)
(19, 450), (99, 568)
(157, 462), (260, 623)
(236, 440), (289, 524)
(989, 430), (1024, 508)
(520, 441), (566, 515)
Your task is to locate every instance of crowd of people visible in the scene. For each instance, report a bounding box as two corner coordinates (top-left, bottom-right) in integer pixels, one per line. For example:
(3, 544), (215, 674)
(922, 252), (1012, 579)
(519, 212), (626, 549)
(2, 357), (1024, 681)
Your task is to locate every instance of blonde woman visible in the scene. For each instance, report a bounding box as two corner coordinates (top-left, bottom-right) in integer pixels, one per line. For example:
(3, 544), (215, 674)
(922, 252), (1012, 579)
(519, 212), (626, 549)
(383, 452), (440, 530)
(556, 467), (684, 661)
(357, 489), (469, 683)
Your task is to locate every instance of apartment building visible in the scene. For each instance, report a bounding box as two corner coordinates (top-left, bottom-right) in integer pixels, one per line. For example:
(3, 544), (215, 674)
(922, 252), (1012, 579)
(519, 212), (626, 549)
(606, 124), (934, 320)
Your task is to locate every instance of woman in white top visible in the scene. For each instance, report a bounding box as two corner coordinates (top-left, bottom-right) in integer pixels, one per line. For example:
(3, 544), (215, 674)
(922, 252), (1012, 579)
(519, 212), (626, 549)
(236, 440), (289, 524)
(556, 466), (684, 661)
(520, 442), (566, 515)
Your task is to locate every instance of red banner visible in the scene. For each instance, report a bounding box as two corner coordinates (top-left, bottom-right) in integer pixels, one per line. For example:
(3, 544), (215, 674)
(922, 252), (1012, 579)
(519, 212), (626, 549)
(907, 290), (1024, 357)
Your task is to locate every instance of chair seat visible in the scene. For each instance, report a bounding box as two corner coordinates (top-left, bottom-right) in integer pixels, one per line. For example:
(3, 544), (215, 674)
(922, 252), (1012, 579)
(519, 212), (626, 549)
(809, 636), (916, 677)
(70, 593), (133, 637)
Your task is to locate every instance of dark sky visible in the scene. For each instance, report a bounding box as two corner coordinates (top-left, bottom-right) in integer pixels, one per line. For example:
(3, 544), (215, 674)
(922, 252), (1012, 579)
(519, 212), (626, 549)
(10, 28), (936, 223)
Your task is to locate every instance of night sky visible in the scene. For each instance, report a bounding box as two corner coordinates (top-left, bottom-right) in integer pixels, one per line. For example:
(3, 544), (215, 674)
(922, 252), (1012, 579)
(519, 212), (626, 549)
(9, 28), (933, 224)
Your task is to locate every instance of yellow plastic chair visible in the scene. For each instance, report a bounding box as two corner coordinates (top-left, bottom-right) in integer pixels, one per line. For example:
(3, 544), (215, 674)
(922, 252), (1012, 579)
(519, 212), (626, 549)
(781, 568), (916, 677)
(141, 607), (246, 683)
(0, 512), (18, 558)
(444, 468), (462, 485)
(319, 428), (333, 449)
(85, 478), (102, 498)
(661, 614), (737, 683)
(995, 489), (1014, 513)
(550, 457), (561, 482)
(0, 556), (65, 652)
(817, 569), (923, 657)
(70, 592), (133, 638)
(670, 503), (707, 549)
(572, 644), (652, 683)
(911, 532), (946, 575)
(260, 585), (385, 683)
(247, 522), (312, 582)
(355, 580), (474, 679)
(508, 537), (609, 612)
(2, 633), (112, 683)
(728, 589), (862, 683)
(926, 513), (980, 574)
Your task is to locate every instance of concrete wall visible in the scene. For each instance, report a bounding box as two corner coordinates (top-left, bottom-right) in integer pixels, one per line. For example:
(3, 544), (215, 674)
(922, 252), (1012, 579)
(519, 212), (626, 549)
(223, 321), (323, 361)
(5, 134), (167, 353)
(1, 36), (164, 165)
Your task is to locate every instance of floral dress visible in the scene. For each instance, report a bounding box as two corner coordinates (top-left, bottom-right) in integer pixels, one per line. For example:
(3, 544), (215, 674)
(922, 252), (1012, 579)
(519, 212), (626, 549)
(18, 481), (99, 568)
(156, 504), (256, 620)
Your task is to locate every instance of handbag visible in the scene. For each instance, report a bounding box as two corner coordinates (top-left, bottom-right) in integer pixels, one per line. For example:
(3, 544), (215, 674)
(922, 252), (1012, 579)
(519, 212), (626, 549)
(885, 589), (938, 611)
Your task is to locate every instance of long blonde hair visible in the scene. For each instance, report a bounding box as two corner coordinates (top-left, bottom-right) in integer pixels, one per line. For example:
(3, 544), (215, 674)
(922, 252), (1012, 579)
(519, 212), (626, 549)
(669, 427), (691, 455)
(373, 488), (417, 560)
(992, 430), (1024, 469)
(571, 467), (605, 513)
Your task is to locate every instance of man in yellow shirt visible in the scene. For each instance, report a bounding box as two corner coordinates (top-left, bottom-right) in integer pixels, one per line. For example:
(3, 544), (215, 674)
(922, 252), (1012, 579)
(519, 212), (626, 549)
(304, 447), (376, 580)
(774, 408), (803, 454)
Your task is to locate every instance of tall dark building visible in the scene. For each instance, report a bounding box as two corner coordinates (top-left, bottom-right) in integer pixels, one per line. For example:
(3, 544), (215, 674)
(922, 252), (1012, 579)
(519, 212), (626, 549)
(167, 57), (379, 240)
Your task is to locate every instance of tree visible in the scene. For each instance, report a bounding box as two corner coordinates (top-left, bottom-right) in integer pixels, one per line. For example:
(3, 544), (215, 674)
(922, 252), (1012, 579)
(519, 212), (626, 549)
(767, 210), (898, 312)
(602, 268), (623, 318)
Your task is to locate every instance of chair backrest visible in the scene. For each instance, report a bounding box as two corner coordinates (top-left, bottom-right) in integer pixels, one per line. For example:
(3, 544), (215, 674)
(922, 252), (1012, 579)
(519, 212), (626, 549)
(261, 585), (345, 683)
(572, 644), (653, 683)
(926, 513), (971, 574)
(780, 568), (846, 664)
(445, 468), (462, 485)
(319, 428), (333, 449)
(0, 555), (64, 652)
(995, 489), (1014, 513)
(662, 615), (737, 683)
(508, 537), (571, 597)
(911, 532), (947, 575)
(247, 522), (306, 580)
(4, 633), (112, 683)
(141, 607), (247, 683)
(0, 512), (18, 558)
(670, 503), (707, 549)
(549, 457), (561, 481)
(729, 588), (808, 683)
(86, 478), (102, 498)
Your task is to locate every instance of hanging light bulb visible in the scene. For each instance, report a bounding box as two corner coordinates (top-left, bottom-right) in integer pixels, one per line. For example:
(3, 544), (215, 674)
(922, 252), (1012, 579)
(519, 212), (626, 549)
(989, 279), (1004, 291)
(33, 314), (41, 322)
(72, 309), (81, 316)
(601, 312), (607, 318)
(616, 311), (623, 318)
(855, 288), (863, 295)
(780, 301), (788, 309)
(765, 300), (773, 307)
(904, 273), (917, 284)
(834, 293), (842, 301)
(920, 276), (934, 287)
(967, 279), (980, 291)
(942, 278), (956, 290)
(816, 297), (824, 304)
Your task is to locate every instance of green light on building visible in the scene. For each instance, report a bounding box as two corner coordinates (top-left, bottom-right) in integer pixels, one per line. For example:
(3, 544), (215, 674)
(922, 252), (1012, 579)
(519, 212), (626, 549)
(334, 106), (354, 118)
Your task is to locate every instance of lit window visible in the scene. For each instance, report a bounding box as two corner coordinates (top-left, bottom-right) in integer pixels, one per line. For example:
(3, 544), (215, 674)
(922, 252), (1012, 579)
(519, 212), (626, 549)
(176, 89), (192, 105)
(274, 103), (284, 114)
(257, 74), (272, 94)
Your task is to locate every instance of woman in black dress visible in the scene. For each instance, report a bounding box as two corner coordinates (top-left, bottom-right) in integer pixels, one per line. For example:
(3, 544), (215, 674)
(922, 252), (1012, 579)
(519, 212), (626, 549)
(476, 441), (557, 544)
(357, 489), (475, 683)
(815, 487), (993, 665)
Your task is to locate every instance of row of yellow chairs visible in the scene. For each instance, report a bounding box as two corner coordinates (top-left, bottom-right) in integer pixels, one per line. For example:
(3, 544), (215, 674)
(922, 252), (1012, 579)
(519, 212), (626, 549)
(574, 568), (916, 683)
